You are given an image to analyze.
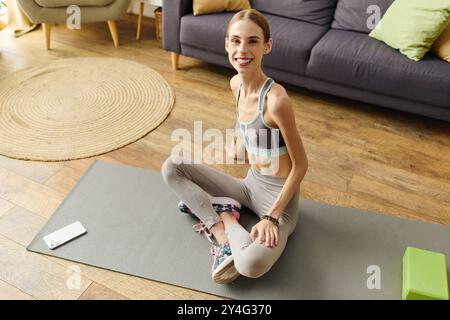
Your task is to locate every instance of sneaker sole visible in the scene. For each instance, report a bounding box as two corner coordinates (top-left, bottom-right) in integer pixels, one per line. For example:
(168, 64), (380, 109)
(214, 265), (240, 284)
(212, 255), (240, 284)
(213, 263), (240, 284)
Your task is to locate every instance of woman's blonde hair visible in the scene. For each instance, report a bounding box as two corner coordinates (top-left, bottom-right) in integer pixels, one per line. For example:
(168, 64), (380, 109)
(226, 9), (271, 42)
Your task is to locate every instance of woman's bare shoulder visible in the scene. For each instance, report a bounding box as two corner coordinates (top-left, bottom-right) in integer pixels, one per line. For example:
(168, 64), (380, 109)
(267, 82), (291, 111)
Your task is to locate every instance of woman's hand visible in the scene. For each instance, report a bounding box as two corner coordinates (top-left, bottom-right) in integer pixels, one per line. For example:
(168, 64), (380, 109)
(250, 219), (278, 248)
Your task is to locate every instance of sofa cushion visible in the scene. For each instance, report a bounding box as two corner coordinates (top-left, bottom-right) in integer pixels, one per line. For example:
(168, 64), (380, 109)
(180, 12), (328, 75)
(369, 0), (450, 61)
(331, 0), (394, 33)
(251, 0), (338, 25)
(35, 0), (113, 7)
(193, 0), (251, 16)
(306, 29), (450, 108)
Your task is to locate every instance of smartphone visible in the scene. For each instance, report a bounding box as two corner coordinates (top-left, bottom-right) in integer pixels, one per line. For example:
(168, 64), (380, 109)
(43, 221), (87, 250)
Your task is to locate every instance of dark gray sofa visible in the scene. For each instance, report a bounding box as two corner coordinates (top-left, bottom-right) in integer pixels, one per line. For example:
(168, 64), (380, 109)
(163, 0), (450, 121)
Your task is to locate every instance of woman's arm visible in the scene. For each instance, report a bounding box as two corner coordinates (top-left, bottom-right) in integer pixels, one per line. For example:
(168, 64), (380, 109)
(227, 75), (247, 162)
(266, 95), (308, 220)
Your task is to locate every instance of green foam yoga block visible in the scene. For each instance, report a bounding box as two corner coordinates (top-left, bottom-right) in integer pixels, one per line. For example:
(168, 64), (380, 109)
(402, 247), (449, 300)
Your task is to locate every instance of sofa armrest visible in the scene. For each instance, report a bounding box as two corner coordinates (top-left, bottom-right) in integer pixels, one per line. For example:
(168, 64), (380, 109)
(17, 0), (42, 23)
(163, 0), (193, 53)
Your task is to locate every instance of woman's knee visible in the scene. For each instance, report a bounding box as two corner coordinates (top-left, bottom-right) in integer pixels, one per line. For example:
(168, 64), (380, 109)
(161, 155), (184, 184)
(234, 255), (272, 279)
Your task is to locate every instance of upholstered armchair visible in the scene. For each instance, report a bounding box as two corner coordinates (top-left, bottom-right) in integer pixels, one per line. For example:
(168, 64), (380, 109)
(17, 0), (130, 49)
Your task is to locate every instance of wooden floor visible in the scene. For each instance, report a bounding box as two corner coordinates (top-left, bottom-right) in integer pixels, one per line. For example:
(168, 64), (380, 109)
(0, 14), (449, 300)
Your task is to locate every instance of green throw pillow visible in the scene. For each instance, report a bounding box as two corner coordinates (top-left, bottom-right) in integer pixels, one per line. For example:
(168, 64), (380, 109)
(369, 0), (450, 61)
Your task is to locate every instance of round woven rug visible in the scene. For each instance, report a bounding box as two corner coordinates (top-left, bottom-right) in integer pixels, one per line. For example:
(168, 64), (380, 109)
(0, 57), (175, 161)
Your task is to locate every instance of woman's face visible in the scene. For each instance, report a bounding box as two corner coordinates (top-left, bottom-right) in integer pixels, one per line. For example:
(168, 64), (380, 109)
(225, 19), (272, 74)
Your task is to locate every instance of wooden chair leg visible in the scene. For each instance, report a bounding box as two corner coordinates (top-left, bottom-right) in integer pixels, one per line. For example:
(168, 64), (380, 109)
(136, 2), (144, 40)
(107, 20), (119, 47)
(42, 23), (52, 50)
(171, 52), (179, 70)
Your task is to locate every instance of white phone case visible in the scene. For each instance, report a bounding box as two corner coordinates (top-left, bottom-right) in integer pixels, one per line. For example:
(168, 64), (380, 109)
(43, 221), (87, 249)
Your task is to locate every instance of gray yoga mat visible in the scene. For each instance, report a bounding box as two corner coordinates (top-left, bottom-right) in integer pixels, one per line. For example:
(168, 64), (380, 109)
(27, 160), (450, 299)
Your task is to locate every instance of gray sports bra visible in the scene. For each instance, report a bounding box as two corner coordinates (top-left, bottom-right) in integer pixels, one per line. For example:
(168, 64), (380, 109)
(235, 77), (288, 157)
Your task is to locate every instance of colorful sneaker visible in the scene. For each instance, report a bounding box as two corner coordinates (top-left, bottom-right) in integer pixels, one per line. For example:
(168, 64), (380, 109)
(178, 196), (242, 220)
(181, 197), (242, 244)
(210, 242), (240, 284)
(177, 201), (193, 215)
(192, 222), (215, 244)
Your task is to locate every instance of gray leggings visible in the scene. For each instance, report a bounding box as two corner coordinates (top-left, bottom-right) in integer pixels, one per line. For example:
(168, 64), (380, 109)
(161, 155), (300, 278)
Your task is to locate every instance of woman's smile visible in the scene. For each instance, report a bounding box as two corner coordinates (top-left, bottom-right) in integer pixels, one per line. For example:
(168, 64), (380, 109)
(235, 57), (254, 67)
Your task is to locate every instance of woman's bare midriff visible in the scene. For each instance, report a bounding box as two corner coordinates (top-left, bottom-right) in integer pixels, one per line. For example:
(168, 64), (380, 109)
(248, 153), (292, 178)
(229, 136), (292, 178)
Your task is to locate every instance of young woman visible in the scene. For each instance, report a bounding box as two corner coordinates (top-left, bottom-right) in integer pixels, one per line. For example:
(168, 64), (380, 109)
(162, 9), (308, 284)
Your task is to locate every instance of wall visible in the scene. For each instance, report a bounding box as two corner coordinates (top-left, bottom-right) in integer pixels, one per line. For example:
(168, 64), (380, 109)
(128, 2), (159, 18)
